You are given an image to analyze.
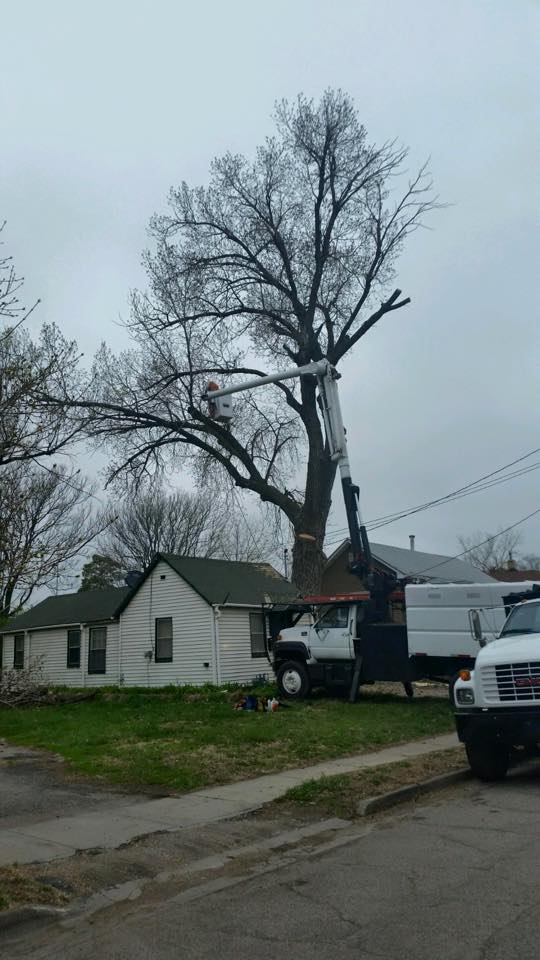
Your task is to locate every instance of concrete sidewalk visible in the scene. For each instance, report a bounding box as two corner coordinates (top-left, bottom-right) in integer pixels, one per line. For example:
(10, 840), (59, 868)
(0, 732), (457, 867)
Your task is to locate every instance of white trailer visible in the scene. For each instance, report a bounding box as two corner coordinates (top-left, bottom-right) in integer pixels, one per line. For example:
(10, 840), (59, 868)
(405, 581), (540, 658)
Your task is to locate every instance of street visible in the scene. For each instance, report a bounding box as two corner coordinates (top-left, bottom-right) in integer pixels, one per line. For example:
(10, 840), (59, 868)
(6, 763), (540, 960)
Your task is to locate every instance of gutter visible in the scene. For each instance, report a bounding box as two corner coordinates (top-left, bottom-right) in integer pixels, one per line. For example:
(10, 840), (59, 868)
(0, 616), (120, 635)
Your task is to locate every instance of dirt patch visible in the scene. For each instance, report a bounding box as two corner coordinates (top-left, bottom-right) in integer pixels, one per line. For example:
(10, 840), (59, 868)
(0, 866), (68, 911)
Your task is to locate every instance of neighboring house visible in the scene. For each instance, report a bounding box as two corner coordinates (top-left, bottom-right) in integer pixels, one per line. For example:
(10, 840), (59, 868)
(489, 568), (540, 583)
(0, 555), (297, 687)
(322, 539), (494, 595)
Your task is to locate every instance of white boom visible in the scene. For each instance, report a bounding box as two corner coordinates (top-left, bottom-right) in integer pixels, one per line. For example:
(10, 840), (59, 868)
(203, 359), (372, 574)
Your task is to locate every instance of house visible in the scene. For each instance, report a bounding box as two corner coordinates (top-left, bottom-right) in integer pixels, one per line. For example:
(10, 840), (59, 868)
(0, 554), (298, 687)
(322, 538), (494, 595)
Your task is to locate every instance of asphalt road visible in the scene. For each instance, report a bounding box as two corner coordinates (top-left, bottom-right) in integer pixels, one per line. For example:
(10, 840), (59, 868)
(8, 763), (540, 960)
(0, 742), (150, 829)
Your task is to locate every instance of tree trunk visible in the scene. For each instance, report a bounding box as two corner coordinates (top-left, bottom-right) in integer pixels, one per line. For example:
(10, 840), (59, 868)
(291, 450), (336, 595)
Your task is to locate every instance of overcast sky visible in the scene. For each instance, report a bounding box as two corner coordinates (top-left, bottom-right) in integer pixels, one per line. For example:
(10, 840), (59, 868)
(3, 0), (540, 563)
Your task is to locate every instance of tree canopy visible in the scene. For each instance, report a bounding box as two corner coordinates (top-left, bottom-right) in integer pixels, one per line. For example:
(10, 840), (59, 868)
(41, 91), (438, 592)
(79, 554), (126, 592)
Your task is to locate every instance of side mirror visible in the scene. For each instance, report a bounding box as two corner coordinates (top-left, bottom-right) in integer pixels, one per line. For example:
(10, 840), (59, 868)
(468, 609), (487, 647)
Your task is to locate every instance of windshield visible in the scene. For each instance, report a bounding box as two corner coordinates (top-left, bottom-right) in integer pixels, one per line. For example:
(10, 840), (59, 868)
(501, 602), (540, 637)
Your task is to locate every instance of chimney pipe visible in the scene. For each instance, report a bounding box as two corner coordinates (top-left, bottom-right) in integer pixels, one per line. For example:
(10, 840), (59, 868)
(409, 535), (415, 552)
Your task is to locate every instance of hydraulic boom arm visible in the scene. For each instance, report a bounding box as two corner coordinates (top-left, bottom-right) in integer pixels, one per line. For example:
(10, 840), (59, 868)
(203, 359), (374, 582)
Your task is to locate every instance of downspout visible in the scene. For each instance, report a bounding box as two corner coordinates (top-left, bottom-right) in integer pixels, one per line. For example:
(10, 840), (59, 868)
(81, 624), (86, 688)
(118, 614), (123, 685)
(212, 605), (222, 686)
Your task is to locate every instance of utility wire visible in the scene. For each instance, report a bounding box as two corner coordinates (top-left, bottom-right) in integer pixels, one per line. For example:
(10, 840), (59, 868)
(324, 445), (540, 545)
(367, 461), (540, 533)
(29, 457), (108, 505)
(407, 506), (540, 578)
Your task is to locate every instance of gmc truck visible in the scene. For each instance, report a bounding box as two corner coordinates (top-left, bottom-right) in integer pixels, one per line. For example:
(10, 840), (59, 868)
(268, 581), (538, 701)
(454, 592), (540, 780)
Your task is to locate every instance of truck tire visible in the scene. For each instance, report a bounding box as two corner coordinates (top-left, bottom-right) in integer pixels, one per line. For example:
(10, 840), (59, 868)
(277, 660), (311, 700)
(465, 740), (509, 782)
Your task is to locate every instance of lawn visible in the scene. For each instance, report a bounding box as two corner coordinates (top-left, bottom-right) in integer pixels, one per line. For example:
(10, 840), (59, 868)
(274, 746), (467, 820)
(0, 686), (454, 792)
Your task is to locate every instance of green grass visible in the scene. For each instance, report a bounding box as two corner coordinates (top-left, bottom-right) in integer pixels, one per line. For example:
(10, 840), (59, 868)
(275, 746), (467, 819)
(0, 685), (454, 792)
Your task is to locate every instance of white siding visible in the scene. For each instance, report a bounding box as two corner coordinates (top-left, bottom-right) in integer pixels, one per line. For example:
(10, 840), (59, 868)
(119, 560), (214, 686)
(83, 622), (120, 686)
(1, 635), (15, 671)
(1, 624), (120, 686)
(27, 628), (81, 686)
(23, 623), (120, 686)
(218, 607), (273, 684)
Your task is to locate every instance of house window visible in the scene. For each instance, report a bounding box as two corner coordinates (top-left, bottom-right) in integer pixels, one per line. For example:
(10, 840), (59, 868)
(155, 618), (173, 663)
(67, 628), (81, 669)
(249, 612), (266, 658)
(13, 633), (24, 670)
(88, 626), (107, 674)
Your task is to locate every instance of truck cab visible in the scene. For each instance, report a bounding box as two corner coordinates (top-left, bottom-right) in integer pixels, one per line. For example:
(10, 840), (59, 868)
(270, 583), (540, 702)
(454, 596), (540, 780)
(271, 599), (366, 698)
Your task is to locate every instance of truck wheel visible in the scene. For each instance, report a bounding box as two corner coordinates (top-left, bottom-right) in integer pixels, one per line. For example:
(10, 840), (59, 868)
(277, 661), (311, 700)
(465, 740), (509, 781)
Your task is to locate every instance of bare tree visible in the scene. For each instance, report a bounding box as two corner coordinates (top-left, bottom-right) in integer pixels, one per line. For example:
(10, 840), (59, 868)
(0, 226), (81, 466)
(0, 465), (106, 619)
(457, 529), (523, 574)
(100, 487), (224, 570)
(99, 486), (276, 569)
(214, 512), (279, 563)
(40, 91), (438, 592)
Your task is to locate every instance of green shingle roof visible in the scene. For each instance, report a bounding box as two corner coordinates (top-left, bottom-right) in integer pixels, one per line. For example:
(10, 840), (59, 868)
(1, 588), (129, 634)
(1, 556), (298, 634)
(149, 554), (298, 606)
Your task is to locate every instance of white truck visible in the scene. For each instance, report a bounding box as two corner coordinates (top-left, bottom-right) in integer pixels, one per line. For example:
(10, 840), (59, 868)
(204, 360), (537, 715)
(268, 581), (538, 701)
(454, 589), (540, 780)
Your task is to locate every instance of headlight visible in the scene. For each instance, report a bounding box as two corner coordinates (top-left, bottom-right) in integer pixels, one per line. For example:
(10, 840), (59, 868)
(456, 688), (475, 705)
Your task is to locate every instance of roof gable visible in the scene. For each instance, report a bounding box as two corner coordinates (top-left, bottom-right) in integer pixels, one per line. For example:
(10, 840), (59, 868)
(1, 587), (129, 634)
(158, 554), (298, 605)
(114, 553), (298, 612)
(325, 539), (493, 583)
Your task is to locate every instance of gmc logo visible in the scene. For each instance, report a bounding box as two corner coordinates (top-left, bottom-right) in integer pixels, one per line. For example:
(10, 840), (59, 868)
(515, 677), (540, 687)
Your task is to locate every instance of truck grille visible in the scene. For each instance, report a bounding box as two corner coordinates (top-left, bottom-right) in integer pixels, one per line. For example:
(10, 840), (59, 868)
(481, 662), (540, 703)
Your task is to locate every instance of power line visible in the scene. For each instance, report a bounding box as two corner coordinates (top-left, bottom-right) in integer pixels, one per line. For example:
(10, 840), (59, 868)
(325, 444), (540, 545)
(29, 457), (107, 505)
(368, 461), (540, 534)
(409, 506), (540, 578)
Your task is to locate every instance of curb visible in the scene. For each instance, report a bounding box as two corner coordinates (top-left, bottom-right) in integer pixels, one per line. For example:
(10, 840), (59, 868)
(0, 904), (66, 935)
(357, 768), (471, 816)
